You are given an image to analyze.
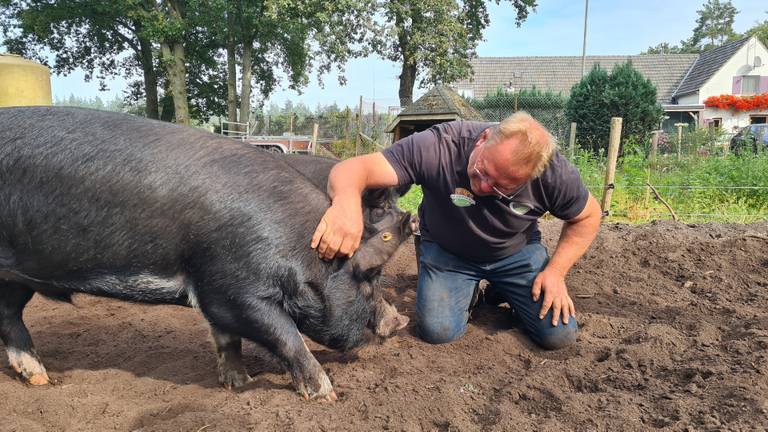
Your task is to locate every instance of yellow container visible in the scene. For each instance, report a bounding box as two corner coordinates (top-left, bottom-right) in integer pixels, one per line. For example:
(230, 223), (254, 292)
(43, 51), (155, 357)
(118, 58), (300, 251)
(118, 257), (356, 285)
(0, 54), (52, 107)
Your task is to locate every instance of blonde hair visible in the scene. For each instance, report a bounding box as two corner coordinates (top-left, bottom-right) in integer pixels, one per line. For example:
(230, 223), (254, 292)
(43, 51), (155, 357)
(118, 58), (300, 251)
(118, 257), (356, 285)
(486, 111), (557, 178)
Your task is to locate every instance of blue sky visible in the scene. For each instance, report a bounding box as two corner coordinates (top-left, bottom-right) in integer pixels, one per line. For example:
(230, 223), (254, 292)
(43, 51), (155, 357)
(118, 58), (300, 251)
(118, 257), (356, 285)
(47, 0), (767, 111)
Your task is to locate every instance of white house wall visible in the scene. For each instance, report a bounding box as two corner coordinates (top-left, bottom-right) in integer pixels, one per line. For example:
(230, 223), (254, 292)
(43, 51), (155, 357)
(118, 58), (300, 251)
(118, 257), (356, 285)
(702, 108), (745, 131)
(677, 93), (700, 105)
(699, 37), (768, 127)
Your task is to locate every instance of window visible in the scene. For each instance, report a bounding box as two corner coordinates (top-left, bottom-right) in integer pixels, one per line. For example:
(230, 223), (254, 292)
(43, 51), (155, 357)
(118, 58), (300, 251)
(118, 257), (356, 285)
(709, 118), (722, 129)
(741, 76), (759, 95)
(755, 56), (762, 67)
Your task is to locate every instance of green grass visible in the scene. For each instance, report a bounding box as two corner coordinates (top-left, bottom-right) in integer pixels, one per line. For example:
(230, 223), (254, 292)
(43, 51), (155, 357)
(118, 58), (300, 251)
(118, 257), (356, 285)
(398, 152), (768, 224)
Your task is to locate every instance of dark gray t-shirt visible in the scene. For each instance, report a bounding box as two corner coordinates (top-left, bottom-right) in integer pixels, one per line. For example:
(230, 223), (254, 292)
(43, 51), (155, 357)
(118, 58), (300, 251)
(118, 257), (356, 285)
(382, 120), (589, 262)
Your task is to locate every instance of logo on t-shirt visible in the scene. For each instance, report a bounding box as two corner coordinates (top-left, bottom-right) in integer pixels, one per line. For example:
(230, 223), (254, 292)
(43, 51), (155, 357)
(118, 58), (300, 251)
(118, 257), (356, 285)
(450, 188), (475, 207)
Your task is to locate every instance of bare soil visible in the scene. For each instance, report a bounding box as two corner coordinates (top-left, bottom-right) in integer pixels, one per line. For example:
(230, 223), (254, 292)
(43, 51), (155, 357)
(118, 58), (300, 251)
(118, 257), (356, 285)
(1, 221), (767, 431)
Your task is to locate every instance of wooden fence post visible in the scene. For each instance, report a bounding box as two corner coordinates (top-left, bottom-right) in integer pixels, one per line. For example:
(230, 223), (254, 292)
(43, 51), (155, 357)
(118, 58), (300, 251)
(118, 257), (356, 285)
(344, 108), (351, 151)
(650, 130), (659, 170)
(674, 123), (686, 160)
(311, 123), (319, 155)
(356, 95), (363, 155)
(569, 122), (577, 160)
(600, 117), (623, 217)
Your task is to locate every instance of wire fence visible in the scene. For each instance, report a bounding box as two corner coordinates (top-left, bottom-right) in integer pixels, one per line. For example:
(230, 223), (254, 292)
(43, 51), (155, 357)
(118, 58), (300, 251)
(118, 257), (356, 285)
(468, 89), (571, 144)
(243, 101), (399, 159)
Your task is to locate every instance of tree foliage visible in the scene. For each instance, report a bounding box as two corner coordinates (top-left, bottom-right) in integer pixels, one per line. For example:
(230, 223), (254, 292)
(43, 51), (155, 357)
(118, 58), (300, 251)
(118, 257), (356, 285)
(566, 62), (663, 156)
(1, 0), (373, 124)
(641, 0), (740, 54)
(744, 13), (768, 48)
(371, 0), (536, 107)
(0, 0), (163, 119)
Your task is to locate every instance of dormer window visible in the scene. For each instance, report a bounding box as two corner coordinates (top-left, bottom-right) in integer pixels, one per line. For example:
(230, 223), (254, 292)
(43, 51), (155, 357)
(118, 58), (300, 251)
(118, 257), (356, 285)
(742, 76), (759, 95)
(755, 56), (762, 67)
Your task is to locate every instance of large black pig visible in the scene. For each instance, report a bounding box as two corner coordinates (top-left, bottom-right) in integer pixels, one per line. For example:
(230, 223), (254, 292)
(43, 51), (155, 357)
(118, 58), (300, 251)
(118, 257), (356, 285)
(0, 107), (412, 401)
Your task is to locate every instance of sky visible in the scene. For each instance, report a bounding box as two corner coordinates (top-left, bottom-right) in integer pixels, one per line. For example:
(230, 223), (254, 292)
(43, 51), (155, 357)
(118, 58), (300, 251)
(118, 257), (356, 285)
(44, 0), (768, 112)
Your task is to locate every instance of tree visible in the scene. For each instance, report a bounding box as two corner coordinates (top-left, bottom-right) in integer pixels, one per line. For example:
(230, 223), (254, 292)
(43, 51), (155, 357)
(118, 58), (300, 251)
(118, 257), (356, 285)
(565, 65), (611, 153)
(217, 0), (372, 128)
(372, 0), (537, 107)
(0, 0), (162, 119)
(744, 13), (768, 48)
(685, 0), (739, 51)
(566, 62), (663, 155)
(641, 0), (739, 54)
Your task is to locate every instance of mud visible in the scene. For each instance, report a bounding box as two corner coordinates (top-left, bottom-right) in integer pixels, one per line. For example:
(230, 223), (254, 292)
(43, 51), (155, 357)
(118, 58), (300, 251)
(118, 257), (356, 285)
(1, 221), (767, 431)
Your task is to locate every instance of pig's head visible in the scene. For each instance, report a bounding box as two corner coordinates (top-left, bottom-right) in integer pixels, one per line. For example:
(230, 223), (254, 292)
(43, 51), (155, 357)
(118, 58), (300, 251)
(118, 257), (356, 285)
(298, 207), (413, 352)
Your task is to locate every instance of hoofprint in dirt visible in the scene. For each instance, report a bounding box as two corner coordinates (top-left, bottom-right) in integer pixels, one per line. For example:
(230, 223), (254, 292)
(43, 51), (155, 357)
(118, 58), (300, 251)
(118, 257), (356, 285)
(1, 221), (766, 431)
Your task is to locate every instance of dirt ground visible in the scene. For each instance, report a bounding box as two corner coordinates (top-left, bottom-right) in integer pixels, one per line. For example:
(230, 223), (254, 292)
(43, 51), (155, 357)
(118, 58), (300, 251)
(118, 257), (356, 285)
(1, 220), (767, 431)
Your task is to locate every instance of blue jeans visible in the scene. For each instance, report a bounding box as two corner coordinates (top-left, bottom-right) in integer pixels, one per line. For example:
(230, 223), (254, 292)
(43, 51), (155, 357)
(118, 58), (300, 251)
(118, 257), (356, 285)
(416, 239), (578, 349)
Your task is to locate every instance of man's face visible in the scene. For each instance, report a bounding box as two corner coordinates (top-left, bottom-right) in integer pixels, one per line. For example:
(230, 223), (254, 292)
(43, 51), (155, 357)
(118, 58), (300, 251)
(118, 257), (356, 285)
(467, 131), (534, 198)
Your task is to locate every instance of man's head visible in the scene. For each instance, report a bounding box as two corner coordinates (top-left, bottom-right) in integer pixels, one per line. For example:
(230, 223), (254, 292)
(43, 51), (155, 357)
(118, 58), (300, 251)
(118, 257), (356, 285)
(468, 112), (556, 198)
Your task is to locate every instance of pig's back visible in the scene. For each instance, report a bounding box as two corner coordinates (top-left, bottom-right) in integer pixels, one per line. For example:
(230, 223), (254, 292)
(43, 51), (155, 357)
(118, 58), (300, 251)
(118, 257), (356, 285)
(0, 107), (327, 277)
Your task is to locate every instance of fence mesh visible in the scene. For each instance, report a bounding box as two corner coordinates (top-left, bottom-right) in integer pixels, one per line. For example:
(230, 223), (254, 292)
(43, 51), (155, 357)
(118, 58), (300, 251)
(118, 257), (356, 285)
(468, 89), (571, 145)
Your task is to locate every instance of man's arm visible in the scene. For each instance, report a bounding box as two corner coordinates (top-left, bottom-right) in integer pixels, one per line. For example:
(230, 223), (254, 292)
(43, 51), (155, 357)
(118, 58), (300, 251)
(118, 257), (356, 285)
(532, 193), (602, 325)
(311, 152), (400, 260)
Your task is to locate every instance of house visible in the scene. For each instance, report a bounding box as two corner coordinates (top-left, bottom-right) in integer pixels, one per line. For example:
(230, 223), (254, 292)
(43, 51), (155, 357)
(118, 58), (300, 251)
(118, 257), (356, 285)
(385, 85), (485, 141)
(452, 35), (768, 132)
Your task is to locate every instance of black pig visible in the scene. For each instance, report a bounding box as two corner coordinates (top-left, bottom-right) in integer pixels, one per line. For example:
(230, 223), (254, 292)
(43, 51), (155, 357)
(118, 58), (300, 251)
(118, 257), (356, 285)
(0, 107), (412, 400)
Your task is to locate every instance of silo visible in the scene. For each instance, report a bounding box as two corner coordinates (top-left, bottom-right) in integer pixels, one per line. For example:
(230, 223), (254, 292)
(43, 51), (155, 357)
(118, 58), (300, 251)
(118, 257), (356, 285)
(0, 54), (53, 107)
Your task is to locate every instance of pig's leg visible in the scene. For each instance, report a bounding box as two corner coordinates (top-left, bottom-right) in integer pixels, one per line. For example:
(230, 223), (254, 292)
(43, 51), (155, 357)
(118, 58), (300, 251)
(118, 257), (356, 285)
(202, 299), (336, 401)
(209, 326), (253, 389)
(0, 283), (49, 385)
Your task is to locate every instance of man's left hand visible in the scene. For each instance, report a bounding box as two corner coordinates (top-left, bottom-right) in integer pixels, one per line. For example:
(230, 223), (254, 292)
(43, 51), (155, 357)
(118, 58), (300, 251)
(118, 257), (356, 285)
(532, 266), (576, 326)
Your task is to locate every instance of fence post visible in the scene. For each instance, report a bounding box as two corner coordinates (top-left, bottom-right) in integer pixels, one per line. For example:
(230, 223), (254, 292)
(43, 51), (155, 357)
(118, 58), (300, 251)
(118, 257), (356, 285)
(312, 123), (319, 155)
(345, 108), (351, 151)
(600, 117), (622, 217)
(356, 95), (363, 155)
(569, 122), (577, 160)
(674, 123), (686, 160)
(650, 130), (659, 170)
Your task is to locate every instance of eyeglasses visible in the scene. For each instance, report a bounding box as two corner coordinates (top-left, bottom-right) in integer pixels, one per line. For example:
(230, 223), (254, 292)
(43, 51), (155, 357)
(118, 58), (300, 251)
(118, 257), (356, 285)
(472, 146), (519, 200)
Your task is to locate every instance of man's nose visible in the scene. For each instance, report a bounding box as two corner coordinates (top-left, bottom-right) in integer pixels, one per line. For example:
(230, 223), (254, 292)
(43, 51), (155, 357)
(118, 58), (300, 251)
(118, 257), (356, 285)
(479, 179), (494, 193)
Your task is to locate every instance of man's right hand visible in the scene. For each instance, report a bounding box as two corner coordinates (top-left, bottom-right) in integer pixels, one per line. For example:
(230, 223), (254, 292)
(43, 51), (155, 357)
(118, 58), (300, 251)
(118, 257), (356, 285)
(311, 197), (364, 260)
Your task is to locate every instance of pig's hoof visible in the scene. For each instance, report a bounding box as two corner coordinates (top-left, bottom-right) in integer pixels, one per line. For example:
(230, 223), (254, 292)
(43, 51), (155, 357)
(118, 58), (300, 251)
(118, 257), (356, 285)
(296, 371), (335, 401)
(27, 373), (50, 386)
(219, 370), (253, 389)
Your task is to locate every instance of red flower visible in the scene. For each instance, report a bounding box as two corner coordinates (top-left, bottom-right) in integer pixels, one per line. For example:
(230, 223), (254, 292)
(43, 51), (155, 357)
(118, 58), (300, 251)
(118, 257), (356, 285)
(704, 93), (768, 111)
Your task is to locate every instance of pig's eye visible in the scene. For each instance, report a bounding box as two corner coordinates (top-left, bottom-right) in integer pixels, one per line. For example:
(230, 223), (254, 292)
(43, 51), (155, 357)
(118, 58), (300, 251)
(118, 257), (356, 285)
(372, 208), (386, 219)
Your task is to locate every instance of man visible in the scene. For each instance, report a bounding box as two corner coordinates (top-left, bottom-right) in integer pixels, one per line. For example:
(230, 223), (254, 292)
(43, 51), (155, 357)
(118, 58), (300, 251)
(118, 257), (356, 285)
(311, 112), (601, 349)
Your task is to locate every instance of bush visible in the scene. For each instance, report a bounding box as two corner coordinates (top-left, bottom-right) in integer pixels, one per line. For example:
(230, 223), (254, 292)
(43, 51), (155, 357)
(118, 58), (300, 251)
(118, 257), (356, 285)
(566, 62), (663, 156)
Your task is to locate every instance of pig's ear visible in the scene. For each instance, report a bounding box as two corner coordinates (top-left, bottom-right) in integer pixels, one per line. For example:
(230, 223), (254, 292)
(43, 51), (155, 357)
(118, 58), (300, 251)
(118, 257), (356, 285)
(362, 188), (388, 207)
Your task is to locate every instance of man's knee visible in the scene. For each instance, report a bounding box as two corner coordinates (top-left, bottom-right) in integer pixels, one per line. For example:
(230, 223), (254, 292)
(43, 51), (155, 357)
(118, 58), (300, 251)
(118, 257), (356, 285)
(531, 320), (579, 350)
(417, 317), (467, 344)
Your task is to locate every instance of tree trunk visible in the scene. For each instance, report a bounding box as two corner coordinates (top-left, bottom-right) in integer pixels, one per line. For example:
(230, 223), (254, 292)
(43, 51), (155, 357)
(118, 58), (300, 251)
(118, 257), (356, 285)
(238, 41), (253, 131)
(160, 41), (190, 125)
(226, 10), (238, 129)
(398, 57), (417, 107)
(138, 35), (159, 120)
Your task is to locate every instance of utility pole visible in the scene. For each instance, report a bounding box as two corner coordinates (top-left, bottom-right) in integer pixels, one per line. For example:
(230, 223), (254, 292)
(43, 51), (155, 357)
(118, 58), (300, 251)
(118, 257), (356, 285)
(581, 0), (589, 78)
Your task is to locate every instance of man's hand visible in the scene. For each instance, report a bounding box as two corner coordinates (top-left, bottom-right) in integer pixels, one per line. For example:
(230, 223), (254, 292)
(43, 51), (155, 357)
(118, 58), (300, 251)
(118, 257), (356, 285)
(532, 266), (575, 327)
(311, 197), (364, 260)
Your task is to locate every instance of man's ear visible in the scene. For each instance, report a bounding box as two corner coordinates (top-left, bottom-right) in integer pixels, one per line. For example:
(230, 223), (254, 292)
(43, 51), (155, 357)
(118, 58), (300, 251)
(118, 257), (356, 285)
(476, 129), (490, 148)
